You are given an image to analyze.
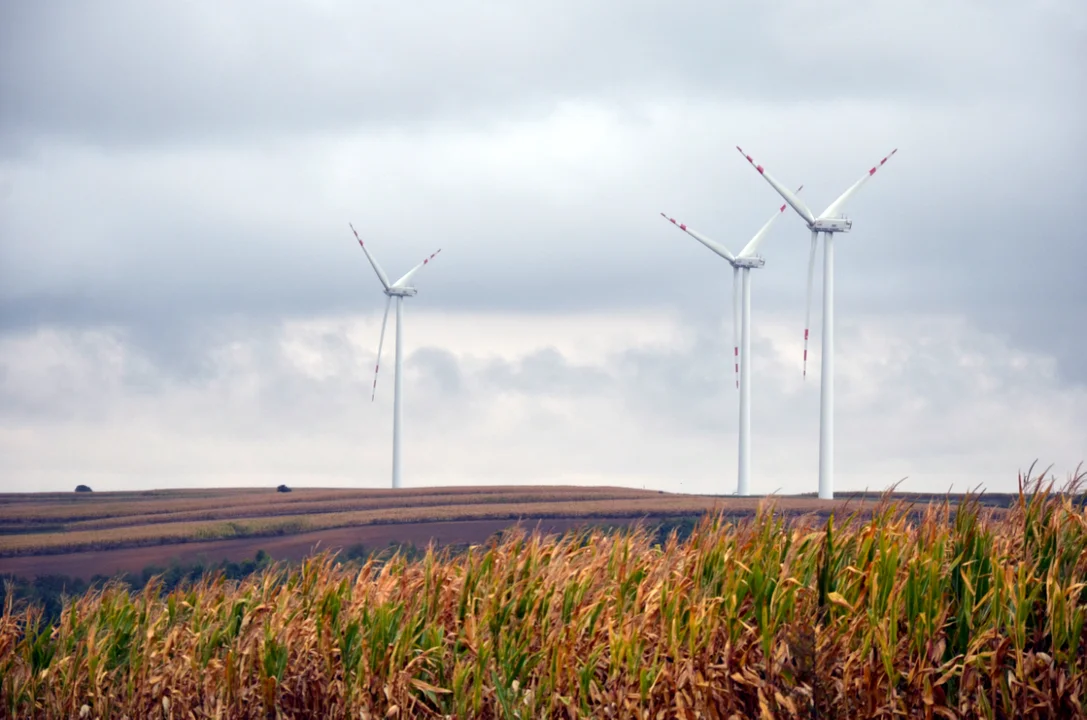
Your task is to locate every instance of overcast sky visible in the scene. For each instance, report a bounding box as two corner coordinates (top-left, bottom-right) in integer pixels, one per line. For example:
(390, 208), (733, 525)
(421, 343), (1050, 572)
(1, 0), (1084, 495)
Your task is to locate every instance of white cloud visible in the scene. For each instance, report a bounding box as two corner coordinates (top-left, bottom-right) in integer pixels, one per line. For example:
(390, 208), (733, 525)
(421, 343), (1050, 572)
(1, 1), (1083, 496)
(1, 311), (1081, 495)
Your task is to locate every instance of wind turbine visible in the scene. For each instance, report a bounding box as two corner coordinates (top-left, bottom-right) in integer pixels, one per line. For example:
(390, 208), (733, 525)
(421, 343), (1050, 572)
(349, 223), (441, 489)
(735, 146), (897, 500)
(659, 189), (800, 496)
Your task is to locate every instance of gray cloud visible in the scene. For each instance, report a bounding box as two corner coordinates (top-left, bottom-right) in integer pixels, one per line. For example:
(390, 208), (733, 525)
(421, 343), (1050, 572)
(410, 347), (464, 397)
(0, 1), (1084, 493)
(483, 347), (613, 396)
(7, 1), (1080, 150)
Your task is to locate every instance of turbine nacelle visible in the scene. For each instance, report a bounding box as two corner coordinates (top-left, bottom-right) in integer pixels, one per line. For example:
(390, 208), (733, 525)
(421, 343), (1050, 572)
(811, 217), (852, 233)
(731, 256), (766, 269)
(384, 286), (418, 297)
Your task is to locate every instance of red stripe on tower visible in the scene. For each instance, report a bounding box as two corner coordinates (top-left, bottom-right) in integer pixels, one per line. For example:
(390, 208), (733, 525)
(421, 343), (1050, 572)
(803, 329), (809, 377)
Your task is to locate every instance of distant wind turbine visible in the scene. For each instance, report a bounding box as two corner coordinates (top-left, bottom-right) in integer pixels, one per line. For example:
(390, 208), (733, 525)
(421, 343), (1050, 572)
(735, 147), (897, 500)
(660, 190), (800, 496)
(350, 223), (441, 489)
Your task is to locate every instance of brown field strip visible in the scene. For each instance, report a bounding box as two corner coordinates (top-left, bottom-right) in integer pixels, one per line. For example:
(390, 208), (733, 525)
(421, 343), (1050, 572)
(0, 494), (772, 557)
(61, 489), (667, 532)
(0, 517), (653, 580)
(0, 486), (891, 563)
(0, 485), (663, 524)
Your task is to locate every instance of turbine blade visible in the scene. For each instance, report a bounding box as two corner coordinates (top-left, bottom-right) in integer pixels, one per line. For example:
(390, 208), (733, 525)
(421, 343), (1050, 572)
(392, 248), (442, 289)
(738, 185), (804, 258)
(350, 223), (392, 290)
(372, 296), (392, 401)
(818, 148), (897, 219)
(732, 266), (740, 390)
(736, 147), (816, 225)
(803, 230), (818, 378)
(660, 213), (736, 262)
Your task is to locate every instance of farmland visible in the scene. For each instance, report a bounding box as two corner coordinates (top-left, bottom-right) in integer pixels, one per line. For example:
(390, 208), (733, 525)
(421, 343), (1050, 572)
(0, 485), (886, 580)
(1, 475), (1084, 718)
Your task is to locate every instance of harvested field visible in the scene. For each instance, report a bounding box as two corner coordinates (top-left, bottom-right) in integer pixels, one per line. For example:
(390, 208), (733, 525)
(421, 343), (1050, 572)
(0, 517), (652, 581)
(0, 485), (878, 560)
(0, 486), (664, 525)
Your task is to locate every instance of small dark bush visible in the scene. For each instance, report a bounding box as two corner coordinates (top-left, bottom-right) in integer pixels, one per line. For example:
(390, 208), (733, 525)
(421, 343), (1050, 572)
(74, 485), (93, 493)
(276, 484), (291, 493)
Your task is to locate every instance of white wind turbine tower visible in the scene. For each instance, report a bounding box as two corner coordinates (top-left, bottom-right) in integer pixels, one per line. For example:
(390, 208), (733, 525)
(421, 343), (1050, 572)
(660, 189), (800, 496)
(350, 224), (441, 489)
(735, 146), (897, 500)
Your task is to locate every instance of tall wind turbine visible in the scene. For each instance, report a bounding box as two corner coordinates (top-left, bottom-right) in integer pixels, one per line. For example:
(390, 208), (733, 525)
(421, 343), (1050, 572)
(735, 147), (897, 500)
(350, 223), (441, 489)
(660, 190), (800, 496)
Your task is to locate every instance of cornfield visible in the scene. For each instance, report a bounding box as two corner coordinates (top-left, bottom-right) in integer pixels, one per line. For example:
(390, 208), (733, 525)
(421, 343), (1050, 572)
(2, 473), (1084, 719)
